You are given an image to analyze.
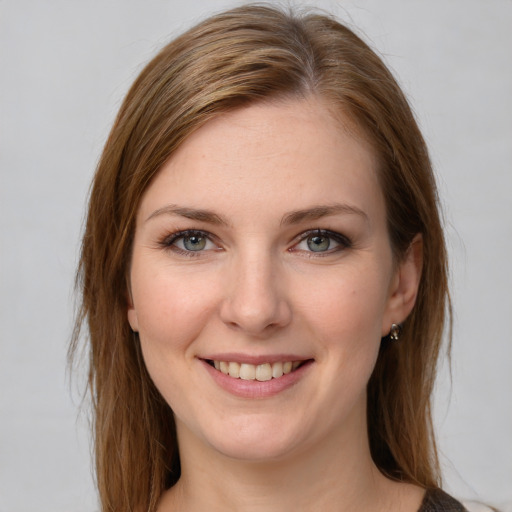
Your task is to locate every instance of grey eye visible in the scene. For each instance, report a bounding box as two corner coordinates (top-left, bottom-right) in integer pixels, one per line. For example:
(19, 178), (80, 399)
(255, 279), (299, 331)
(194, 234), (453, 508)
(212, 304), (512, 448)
(183, 234), (207, 251)
(307, 234), (330, 252)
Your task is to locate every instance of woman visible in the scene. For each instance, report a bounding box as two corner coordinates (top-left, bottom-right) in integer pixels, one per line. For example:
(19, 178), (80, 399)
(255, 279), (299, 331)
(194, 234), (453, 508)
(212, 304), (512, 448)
(73, 4), (464, 511)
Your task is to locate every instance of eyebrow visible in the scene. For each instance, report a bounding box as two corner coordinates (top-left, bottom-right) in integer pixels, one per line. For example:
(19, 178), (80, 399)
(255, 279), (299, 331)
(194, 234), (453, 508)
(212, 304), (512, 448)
(280, 203), (369, 226)
(146, 203), (368, 226)
(145, 205), (229, 225)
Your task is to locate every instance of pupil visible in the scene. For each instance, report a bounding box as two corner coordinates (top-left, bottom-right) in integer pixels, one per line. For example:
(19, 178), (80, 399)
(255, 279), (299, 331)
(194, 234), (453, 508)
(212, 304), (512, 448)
(307, 235), (330, 252)
(184, 235), (206, 251)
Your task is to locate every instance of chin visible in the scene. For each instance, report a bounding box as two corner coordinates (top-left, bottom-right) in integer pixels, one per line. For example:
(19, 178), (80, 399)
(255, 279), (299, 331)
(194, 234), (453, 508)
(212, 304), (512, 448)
(182, 413), (311, 463)
(209, 435), (300, 463)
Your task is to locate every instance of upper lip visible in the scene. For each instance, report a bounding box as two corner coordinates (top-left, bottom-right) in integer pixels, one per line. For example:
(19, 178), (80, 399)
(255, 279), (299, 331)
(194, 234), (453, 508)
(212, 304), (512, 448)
(199, 353), (312, 365)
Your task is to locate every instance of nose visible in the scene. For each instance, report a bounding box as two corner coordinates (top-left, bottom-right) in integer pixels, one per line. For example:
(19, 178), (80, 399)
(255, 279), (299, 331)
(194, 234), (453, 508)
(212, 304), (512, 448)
(219, 251), (292, 336)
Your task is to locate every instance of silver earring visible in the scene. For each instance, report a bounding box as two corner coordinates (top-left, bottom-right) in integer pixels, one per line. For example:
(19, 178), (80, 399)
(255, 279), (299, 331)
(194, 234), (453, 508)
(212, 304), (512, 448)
(389, 323), (402, 341)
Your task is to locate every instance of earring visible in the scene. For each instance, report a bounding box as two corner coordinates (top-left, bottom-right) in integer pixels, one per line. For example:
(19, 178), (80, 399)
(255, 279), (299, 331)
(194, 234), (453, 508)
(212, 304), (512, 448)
(389, 323), (402, 341)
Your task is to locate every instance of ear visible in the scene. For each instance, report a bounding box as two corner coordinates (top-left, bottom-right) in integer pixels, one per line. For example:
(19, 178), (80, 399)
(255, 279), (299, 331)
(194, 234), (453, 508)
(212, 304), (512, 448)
(381, 234), (423, 336)
(127, 305), (139, 332)
(126, 284), (139, 332)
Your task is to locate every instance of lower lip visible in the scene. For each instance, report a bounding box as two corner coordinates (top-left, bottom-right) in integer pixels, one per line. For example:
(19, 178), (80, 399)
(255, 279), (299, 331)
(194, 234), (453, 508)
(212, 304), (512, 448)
(201, 360), (313, 399)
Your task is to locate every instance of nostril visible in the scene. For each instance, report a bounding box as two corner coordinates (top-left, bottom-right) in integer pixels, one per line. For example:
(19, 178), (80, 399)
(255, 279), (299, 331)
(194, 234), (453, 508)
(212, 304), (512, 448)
(219, 279), (292, 335)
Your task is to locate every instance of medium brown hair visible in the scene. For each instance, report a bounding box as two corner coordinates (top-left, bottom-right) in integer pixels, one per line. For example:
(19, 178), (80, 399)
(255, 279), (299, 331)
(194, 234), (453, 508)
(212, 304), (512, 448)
(72, 4), (450, 511)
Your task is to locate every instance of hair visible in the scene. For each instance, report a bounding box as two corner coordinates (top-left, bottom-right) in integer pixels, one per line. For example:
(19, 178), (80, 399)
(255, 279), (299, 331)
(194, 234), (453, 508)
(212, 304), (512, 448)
(71, 4), (450, 512)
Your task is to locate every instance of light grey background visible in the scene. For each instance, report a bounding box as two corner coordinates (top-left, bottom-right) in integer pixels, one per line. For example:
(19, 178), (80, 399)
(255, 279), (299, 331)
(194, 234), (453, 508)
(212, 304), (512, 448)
(1, 1), (511, 511)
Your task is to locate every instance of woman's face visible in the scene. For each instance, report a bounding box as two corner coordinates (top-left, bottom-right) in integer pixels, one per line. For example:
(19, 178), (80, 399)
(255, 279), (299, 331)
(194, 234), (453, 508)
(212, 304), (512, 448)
(128, 97), (420, 462)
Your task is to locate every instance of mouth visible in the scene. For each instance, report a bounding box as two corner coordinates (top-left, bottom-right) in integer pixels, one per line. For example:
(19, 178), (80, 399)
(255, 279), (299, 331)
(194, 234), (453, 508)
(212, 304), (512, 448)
(205, 359), (310, 381)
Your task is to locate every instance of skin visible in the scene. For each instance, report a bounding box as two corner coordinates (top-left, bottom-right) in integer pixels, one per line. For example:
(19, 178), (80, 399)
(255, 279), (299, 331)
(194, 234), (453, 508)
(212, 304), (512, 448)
(127, 97), (424, 511)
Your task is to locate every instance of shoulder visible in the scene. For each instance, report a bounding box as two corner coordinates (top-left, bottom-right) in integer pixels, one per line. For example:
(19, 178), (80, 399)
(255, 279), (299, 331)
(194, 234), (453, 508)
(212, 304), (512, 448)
(419, 489), (467, 512)
(461, 502), (499, 512)
(419, 489), (497, 512)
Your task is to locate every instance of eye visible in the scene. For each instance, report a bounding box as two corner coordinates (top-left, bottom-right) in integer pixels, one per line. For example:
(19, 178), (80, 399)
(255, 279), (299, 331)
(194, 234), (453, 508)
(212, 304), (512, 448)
(306, 233), (331, 252)
(293, 229), (351, 254)
(180, 233), (208, 251)
(162, 230), (218, 255)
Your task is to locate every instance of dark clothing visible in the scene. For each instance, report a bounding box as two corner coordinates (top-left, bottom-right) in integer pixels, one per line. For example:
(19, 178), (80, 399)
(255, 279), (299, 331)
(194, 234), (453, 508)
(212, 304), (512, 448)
(419, 489), (468, 512)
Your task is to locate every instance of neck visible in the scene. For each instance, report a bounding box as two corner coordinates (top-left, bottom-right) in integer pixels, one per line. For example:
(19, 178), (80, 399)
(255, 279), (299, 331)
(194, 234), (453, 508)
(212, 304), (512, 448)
(158, 411), (424, 512)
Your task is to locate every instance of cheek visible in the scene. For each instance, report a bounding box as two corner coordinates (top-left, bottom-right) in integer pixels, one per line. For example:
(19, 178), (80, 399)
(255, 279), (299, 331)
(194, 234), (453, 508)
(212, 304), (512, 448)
(131, 266), (218, 353)
(298, 265), (390, 345)
(132, 269), (219, 408)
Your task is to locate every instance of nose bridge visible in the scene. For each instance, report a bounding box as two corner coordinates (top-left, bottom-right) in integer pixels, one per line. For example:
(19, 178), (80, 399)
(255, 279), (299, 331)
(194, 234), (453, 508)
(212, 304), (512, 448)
(220, 243), (291, 335)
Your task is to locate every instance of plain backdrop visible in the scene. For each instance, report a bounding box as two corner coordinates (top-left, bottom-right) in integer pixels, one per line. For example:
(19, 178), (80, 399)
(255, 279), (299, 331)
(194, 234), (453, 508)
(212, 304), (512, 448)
(0, 1), (511, 511)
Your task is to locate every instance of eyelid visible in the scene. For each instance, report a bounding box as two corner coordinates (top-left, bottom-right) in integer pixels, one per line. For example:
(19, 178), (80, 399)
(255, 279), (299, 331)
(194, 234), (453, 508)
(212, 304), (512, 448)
(160, 229), (220, 256)
(290, 229), (352, 254)
(158, 227), (351, 257)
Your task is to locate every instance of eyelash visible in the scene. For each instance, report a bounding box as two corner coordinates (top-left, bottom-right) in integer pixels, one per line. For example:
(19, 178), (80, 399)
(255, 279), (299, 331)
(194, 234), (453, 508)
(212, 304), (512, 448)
(160, 230), (220, 257)
(159, 228), (352, 257)
(291, 229), (352, 256)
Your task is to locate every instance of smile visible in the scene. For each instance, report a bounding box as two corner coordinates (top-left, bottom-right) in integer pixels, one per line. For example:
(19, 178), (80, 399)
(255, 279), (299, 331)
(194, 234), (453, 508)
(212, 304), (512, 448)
(208, 360), (303, 381)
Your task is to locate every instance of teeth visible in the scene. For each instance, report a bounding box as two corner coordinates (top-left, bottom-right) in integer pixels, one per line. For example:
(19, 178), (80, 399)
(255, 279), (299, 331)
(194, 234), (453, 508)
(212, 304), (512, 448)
(255, 363), (272, 381)
(228, 362), (240, 378)
(213, 360), (303, 381)
(272, 362), (283, 378)
(239, 363), (255, 380)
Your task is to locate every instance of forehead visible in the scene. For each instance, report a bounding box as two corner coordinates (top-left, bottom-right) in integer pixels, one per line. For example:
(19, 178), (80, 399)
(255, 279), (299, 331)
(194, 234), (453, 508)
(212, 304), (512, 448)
(137, 97), (383, 225)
